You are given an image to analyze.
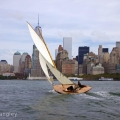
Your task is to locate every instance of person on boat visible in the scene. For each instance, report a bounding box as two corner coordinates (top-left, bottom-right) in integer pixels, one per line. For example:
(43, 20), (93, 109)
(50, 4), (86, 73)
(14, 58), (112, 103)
(78, 81), (82, 87)
(67, 85), (74, 91)
(78, 81), (86, 88)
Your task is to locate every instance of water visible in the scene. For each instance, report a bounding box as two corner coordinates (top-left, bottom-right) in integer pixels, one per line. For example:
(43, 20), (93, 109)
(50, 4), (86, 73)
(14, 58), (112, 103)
(0, 80), (120, 120)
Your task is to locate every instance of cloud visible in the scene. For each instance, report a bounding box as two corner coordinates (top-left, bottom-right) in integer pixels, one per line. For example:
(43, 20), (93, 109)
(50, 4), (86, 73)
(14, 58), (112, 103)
(0, 0), (120, 64)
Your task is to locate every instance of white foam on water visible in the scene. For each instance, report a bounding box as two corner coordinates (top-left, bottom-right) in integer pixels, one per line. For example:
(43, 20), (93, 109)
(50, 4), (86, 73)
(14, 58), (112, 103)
(93, 91), (120, 101)
(95, 91), (109, 98)
(79, 93), (103, 100)
(48, 89), (56, 93)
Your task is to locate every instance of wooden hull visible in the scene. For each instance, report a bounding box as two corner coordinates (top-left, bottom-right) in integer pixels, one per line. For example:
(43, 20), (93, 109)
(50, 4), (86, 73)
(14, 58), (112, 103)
(53, 84), (92, 94)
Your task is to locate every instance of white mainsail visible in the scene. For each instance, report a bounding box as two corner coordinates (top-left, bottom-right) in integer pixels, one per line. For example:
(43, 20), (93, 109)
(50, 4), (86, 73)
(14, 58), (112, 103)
(27, 22), (73, 85)
(39, 53), (52, 84)
(27, 22), (54, 66)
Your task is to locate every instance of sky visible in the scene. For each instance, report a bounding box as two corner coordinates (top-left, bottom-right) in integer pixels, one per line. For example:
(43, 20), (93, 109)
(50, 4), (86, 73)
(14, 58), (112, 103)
(0, 0), (120, 65)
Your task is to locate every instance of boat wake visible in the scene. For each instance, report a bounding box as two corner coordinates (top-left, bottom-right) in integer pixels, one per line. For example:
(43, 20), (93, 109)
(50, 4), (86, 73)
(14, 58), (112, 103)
(79, 93), (103, 100)
(79, 91), (120, 101)
(48, 89), (56, 94)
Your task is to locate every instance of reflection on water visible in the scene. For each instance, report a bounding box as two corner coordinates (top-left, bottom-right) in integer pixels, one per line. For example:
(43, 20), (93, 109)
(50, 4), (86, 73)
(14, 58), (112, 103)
(0, 80), (120, 120)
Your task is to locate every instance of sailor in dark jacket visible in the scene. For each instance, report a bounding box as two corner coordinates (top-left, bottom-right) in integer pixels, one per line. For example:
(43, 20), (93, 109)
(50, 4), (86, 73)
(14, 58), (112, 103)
(78, 81), (86, 88)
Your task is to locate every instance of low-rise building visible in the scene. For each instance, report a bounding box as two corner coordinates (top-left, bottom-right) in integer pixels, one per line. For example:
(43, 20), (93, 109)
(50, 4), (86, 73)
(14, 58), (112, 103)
(87, 63), (104, 75)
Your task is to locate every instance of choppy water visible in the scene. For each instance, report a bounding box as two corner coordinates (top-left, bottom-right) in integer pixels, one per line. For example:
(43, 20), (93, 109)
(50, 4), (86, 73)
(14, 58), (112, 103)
(0, 80), (120, 120)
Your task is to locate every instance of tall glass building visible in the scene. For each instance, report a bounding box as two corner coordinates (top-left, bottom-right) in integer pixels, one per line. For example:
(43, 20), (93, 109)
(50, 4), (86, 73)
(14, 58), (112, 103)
(63, 37), (72, 59)
(13, 51), (21, 73)
(102, 48), (108, 53)
(78, 46), (89, 64)
(116, 42), (120, 47)
(31, 17), (44, 77)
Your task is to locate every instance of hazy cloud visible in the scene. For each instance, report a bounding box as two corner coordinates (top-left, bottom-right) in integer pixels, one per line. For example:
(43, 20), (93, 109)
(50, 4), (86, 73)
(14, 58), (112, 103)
(0, 0), (120, 64)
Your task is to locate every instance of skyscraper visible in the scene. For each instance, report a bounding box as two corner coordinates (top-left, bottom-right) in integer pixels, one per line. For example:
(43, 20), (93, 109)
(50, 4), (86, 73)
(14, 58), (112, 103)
(55, 49), (58, 60)
(24, 54), (32, 75)
(98, 45), (109, 63)
(63, 37), (72, 59)
(102, 48), (108, 53)
(98, 45), (102, 56)
(116, 42), (120, 56)
(31, 16), (44, 77)
(78, 46), (89, 64)
(13, 51), (21, 73)
(116, 42), (120, 47)
(19, 52), (28, 73)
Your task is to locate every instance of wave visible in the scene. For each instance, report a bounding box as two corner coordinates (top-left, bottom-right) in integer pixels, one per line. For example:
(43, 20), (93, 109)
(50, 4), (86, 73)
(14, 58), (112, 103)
(109, 92), (120, 97)
(79, 91), (120, 101)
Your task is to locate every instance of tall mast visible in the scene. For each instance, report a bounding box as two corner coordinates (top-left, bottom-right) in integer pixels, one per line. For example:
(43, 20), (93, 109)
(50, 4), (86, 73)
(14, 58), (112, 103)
(38, 14), (39, 27)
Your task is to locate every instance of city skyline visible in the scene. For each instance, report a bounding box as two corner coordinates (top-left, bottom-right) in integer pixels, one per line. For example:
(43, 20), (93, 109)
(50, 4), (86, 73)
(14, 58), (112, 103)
(0, 0), (120, 64)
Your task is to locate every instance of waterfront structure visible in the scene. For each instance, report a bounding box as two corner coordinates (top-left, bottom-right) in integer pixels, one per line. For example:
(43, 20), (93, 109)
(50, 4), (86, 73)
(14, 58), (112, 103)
(103, 53), (110, 63)
(98, 45), (109, 63)
(55, 49), (58, 60)
(78, 46), (89, 64)
(78, 64), (83, 75)
(102, 47), (120, 73)
(56, 50), (69, 72)
(56, 50), (77, 75)
(19, 52), (28, 73)
(98, 45), (103, 63)
(87, 63), (104, 75)
(82, 52), (99, 74)
(31, 44), (41, 77)
(73, 58), (78, 75)
(116, 42), (120, 56)
(116, 41), (120, 48)
(24, 54), (32, 75)
(58, 45), (63, 52)
(0, 60), (7, 64)
(62, 60), (75, 75)
(0, 60), (13, 74)
(13, 51), (21, 73)
(0, 64), (11, 74)
(63, 37), (72, 59)
(109, 47), (119, 64)
(103, 48), (108, 53)
(10, 65), (14, 73)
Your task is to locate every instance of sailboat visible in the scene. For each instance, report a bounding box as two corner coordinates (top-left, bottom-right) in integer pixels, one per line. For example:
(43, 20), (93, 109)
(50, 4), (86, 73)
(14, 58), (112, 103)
(27, 22), (92, 94)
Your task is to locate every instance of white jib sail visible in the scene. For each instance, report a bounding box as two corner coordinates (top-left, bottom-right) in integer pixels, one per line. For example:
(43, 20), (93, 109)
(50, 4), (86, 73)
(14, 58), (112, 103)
(27, 22), (54, 66)
(39, 53), (52, 84)
(41, 54), (73, 85)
